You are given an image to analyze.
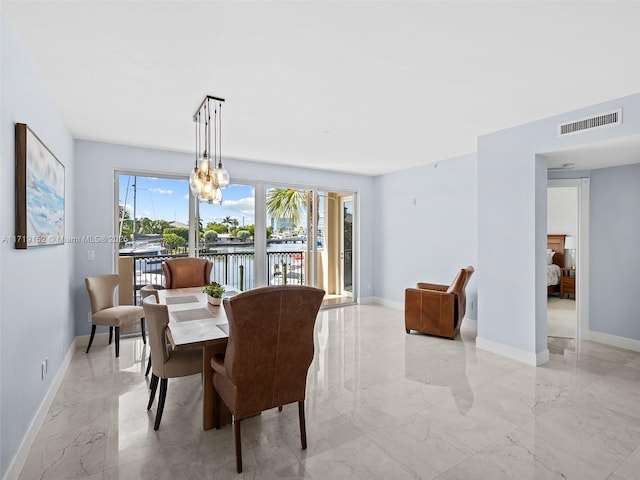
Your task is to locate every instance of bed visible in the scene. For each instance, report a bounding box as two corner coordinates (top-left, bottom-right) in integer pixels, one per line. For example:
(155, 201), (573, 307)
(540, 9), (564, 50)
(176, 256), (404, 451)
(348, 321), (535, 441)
(547, 234), (565, 296)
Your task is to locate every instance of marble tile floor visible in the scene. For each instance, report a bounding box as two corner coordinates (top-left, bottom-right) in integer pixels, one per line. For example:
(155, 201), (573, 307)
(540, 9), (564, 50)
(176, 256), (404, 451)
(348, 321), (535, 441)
(18, 305), (640, 479)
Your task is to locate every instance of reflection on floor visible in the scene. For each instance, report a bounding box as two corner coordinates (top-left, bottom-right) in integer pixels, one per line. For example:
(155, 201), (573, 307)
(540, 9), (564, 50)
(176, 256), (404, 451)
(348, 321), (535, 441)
(548, 296), (576, 338)
(17, 305), (640, 479)
(323, 293), (354, 307)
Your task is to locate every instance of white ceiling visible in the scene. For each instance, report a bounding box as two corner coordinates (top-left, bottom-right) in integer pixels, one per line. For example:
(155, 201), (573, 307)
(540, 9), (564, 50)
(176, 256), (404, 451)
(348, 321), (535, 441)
(4, 1), (640, 175)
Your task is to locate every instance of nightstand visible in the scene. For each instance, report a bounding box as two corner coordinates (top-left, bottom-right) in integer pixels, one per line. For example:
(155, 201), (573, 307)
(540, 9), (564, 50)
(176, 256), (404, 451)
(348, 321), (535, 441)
(560, 268), (576, 299)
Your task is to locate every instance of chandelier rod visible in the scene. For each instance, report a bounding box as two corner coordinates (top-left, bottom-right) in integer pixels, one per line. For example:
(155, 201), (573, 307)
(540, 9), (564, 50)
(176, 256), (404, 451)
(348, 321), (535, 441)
(193, 95), (225, 120)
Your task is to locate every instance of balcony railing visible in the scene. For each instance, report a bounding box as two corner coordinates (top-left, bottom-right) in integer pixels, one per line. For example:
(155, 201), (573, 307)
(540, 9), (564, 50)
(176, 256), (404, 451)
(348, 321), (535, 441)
(127, 251), (306, 304)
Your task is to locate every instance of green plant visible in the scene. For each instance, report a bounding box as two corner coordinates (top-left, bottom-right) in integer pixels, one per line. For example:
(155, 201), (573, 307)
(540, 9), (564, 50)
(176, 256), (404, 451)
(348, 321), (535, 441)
(202, 282), (225, 298)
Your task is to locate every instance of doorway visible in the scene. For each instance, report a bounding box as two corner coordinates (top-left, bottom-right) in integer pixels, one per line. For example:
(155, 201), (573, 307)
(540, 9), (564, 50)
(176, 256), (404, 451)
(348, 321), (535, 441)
(264, 185), (357, 307)
(546, 178), (589, 348)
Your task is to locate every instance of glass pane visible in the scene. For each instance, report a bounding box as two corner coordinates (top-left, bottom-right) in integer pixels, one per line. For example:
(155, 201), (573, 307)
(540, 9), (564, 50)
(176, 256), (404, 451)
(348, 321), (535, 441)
(265, 186), (312, 287)
(117, 174), (191, 333)
(342, 197), (353, 294)
(198, 184), (256, 292)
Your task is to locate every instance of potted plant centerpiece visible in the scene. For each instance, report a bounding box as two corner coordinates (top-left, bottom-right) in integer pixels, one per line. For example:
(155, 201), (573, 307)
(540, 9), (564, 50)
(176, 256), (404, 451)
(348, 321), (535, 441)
(202, 282), (225, 306)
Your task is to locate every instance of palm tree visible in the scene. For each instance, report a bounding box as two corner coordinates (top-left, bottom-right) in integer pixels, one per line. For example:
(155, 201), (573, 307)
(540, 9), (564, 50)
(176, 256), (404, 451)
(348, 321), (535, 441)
(222, 215), (234, 231)
(266, 188), (307, 225)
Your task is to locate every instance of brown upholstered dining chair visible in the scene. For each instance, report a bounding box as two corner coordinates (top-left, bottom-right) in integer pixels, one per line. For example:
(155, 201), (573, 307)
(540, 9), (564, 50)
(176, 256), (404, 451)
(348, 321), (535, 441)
(211, 285), (325, 473)
(142, 295), (202, 430)
(162, 257), (213, 289)
(404, 266), (474, 339)
(85, 274), (146, 357)
(140, 284), (160, 377)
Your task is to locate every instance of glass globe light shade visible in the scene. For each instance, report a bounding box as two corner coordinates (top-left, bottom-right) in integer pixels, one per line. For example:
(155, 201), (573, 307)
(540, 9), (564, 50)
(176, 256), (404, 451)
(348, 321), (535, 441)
(197, 152), (211, 174)
(201, 178), (213, 197)
(211, 186), (223, 205)
(214, 163), (230, 188)
(189, 167), (200, 195)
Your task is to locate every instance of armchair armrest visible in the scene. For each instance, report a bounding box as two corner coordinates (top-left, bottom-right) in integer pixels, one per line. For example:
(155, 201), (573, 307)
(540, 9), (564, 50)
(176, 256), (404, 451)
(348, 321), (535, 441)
(416, 282), (448, 292)
(211, 354), (226, 376)
(404, 287), (456, 339)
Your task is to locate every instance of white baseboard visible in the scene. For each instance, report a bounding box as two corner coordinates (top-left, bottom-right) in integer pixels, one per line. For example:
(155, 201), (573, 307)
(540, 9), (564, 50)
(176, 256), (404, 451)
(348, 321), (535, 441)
(476, 336), (549, 366)
(584, 329), (640, 352)
(3, 338), (78, 480)
(74, 331), (109, 349)
(357, 296), (378, 305)
(361, 296), (404, 310)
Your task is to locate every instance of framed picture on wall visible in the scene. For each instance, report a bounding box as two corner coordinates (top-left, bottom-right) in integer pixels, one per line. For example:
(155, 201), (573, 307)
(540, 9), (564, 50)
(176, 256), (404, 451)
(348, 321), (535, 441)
(15, 123), (65, 248)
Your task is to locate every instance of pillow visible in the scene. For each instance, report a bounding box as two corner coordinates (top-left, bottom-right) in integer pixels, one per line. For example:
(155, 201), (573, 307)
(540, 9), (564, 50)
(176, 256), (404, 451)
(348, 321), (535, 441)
(547, 250), (555, 265)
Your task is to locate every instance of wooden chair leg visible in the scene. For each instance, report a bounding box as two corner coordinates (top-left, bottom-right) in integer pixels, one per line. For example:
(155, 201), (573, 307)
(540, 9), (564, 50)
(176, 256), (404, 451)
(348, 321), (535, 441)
(147, 374), (159, 410)
(214, 391), (221, 429)
(115, 327), (120, 357)
(154, 378), (168, 431)
(298, 401), (307, 450)
(234, 418), (243, 473)
(109, 326), (113, 344)
(140, 318), (147, 344)
(145, 355), (152, 377)
(86, 325), (96, 353)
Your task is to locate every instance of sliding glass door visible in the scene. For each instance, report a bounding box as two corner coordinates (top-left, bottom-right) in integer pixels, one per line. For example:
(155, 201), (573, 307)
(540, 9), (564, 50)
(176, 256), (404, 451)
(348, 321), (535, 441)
(265, 185), (356, 306)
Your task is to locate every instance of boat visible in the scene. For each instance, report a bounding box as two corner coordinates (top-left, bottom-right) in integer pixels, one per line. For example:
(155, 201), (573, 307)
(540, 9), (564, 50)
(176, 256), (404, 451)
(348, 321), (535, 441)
(119, 241), (166, 256)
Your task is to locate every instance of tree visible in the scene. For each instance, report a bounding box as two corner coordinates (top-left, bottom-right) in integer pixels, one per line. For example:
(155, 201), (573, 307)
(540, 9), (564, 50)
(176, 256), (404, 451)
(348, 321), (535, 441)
(204, 230), (218, 246)
(211, 223), (228, 234)
(163, 233), (185, 253)
(163, 227), (189, 243)
(266, 188), (307, 225)
(222, 216), (234, 231)
(236, 230), (250, 241)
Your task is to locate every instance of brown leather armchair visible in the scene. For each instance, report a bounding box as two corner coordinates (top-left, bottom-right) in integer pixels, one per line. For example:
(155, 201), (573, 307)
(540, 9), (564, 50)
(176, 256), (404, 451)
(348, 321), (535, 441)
(405, 266), (474, 339)
(161, 257), (213, 289)
(211, 285), (325, 473)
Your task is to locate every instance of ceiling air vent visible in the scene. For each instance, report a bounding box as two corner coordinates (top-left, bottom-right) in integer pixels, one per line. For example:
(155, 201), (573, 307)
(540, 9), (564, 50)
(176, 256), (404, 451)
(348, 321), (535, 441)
(558, 108), (622, 137)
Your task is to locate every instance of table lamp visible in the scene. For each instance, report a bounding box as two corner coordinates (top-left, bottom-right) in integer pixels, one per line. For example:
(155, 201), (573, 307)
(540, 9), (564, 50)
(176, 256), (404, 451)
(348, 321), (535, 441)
(565, 236), (576, 269)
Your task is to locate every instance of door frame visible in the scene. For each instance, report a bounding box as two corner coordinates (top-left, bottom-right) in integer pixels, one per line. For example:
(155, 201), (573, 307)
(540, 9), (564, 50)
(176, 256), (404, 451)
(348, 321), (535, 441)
(547, 178), (590, 340)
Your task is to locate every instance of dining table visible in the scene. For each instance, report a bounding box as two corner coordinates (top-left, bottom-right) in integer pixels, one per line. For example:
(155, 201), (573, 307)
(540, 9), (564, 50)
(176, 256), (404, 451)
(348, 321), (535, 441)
(158, 286), (235, 430)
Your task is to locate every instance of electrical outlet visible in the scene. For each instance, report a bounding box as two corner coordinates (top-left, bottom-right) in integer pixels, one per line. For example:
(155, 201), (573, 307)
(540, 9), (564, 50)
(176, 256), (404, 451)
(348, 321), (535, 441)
(87, 312), (92, 323)
(41, 361), (46, 380)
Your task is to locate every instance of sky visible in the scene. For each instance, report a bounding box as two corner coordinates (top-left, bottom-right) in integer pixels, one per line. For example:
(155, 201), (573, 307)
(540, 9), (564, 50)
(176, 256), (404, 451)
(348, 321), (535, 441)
(118, 174), (256, 226)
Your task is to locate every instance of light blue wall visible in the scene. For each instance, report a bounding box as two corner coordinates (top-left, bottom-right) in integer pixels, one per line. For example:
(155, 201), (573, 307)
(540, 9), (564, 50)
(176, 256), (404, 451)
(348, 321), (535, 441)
(0, 13), (75, 477)
(590, 163), (640, 339)
(478, 93), (640, 363)
(73, 140), (375, 336)
(372, 153), (478, 316)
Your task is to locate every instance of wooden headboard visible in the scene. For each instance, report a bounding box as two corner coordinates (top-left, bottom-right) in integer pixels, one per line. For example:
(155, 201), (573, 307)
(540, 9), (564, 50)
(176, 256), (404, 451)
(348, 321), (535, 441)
(547, 234), (565, 268)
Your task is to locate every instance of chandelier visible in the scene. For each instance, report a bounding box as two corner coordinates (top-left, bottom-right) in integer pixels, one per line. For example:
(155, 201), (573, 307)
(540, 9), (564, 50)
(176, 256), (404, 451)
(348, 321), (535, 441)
(189, 95), (230, 204)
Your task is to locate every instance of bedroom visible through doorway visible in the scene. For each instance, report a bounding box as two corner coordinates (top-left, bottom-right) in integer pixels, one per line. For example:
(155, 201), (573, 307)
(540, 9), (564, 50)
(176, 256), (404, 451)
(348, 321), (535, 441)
(547, 184), (578, 342)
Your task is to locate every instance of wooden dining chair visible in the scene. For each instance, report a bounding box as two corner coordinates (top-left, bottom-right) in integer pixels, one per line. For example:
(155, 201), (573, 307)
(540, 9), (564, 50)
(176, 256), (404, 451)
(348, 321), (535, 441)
(85, 274), (146, 357)
(142, 295), (202, 430)
(211, 285), (325, 473)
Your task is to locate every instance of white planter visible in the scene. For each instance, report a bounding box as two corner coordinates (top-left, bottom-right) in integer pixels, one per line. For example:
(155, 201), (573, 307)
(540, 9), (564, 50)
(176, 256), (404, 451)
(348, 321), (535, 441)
(207, 295), (222, 306)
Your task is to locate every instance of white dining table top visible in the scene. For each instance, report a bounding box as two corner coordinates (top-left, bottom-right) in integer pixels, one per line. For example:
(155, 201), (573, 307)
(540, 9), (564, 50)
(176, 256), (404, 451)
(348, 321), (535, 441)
(158, 287), (233, 348)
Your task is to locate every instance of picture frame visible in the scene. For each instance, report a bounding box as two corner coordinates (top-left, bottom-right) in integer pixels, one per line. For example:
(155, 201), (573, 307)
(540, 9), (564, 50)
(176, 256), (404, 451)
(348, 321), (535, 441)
(15, 123), (65, 248)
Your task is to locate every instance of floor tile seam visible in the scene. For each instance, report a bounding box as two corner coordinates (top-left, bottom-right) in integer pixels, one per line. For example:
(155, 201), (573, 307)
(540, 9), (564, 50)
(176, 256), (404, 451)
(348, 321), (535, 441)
(343, 431), (422, 480)
(369, 437), (458, 480)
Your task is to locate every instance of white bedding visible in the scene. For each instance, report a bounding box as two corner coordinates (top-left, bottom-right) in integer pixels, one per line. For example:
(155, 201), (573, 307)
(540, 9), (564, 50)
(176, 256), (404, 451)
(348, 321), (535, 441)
(547, 264), (561, 286)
